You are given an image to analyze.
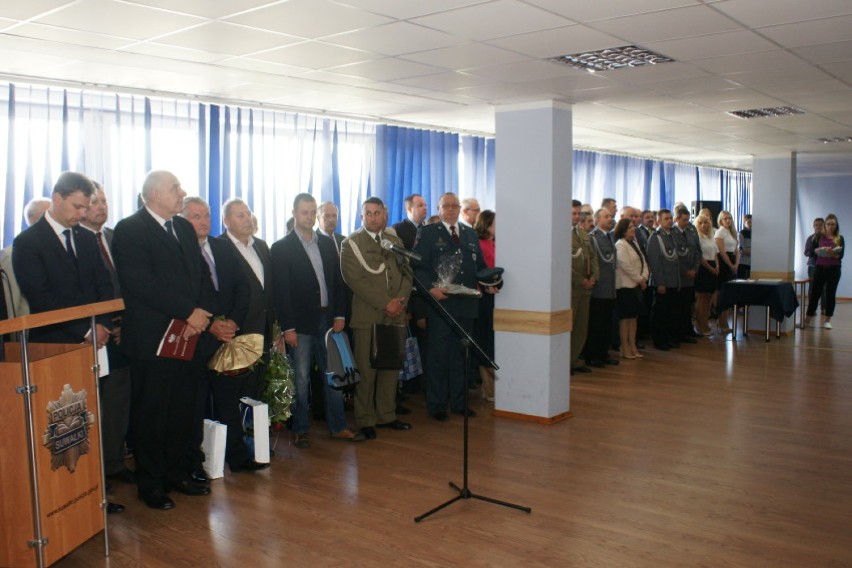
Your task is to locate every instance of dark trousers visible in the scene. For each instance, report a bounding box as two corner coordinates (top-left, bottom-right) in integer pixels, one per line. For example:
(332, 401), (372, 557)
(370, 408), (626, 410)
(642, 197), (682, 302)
(586, 297), (615, 362)
(807, 265), (841, 317)
(426, 315), (475, 415)
(100, 365), (131, 475)
(130, 357), (204, 496)
(651, 287), (678, 346)
(674, 286), (695, 338)
(209, 370), (253, 469)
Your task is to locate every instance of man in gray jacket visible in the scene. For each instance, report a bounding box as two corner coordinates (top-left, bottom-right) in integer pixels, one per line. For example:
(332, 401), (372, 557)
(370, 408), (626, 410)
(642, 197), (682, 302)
(672, 206), (702, 343)
(646, 209), (681, 351)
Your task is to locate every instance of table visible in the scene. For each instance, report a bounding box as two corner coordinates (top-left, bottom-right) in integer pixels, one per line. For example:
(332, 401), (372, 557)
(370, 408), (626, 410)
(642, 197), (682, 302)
(717, 280), (799, 341)
(793, 278), (812, 329)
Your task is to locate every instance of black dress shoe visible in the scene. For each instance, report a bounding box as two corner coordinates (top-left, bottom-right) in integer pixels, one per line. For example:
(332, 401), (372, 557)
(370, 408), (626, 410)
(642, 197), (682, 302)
(191, 469), (211, 485)
(106, 501), (125, 514)
(432, 411), (449, 422)
(680, 336), (698, 344)
(139, 492), (175, 510)
(396, 405), (412, 415)
(668, 341), (681, 348)
(571, 366), (593, 374)
(654, 344), (670, 351)
(452, 408), (477, 417)
(360, 426), (377, 439)
(170, 479), (211, 496)
(589, 360), (606, 368)
(376, 419), (412, 430)
(231, 460), (270, 473)
(604, 358), (620, 365)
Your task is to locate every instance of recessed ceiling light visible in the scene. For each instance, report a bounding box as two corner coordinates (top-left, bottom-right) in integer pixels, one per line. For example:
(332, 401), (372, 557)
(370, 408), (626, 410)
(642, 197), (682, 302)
(726, 106), (805, 119)
(817, 136), (852, 144)
(549, 45), (674, 72)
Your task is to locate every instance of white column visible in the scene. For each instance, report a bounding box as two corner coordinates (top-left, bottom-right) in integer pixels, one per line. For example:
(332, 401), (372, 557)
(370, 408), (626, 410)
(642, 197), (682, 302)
(493, 101), (573, 423)
(750, 153), (797, 333)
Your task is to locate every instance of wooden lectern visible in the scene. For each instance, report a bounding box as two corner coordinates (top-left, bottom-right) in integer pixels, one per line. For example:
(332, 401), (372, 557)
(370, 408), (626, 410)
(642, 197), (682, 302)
(0, 299), (124, 568)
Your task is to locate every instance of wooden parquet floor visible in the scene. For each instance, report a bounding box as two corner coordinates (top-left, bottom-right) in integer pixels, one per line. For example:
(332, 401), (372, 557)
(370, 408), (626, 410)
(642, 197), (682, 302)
(54, 305), (852, 568)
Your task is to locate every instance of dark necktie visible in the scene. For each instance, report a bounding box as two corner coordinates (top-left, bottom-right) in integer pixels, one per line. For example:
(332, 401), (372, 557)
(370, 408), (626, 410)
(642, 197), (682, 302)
(450, 225), (460, 244)
(96, 231), (115, 274)
(200, 244), (219, 291)
(164, 219), (177, 240)
(62, 229), (76, 264)
(375, 233), (381, 245)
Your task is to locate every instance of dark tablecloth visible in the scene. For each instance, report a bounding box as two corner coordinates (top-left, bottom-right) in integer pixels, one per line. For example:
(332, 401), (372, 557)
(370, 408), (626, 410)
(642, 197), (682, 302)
(718, 281), (799, 322)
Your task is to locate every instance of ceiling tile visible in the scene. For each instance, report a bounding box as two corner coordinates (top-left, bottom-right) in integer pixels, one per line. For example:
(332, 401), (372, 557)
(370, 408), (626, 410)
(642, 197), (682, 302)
(34, 0), (204, 40)
(486, 24), (626, 58)
(226, 0), (392, 39)
(758, 15), (852, 48)
(251, 41), (376, 69)
(4, 22), (132, 49)
(712, 0), (852, 28)
(124, 0), (273, 19)
(322, 21), (464, 56)
(327, 57), (445, 82)
(400, 42), (527, 70)
(156, 21), (301, 56)
(651, 75), (741, 95)
(690, 50), (807, 74)
(216, 57), (314, 77)
(645, 30), (776, 61)
(119, 42), (230, 64)
(411, 0), (572, 41)
(329, 0), (488, 21)
(394, 71), (493, 90)
(0, 0), (74, 21)
(723, 66), (833, 89)
(602, 61), (708, 84)
(296, 69), (376, 86)
(522, 0), (699, 23)
(587, 5), (744, 43)
(465, 59), (574, 83)
(0, 47), (76, 74)
(792, 40), (852, 65)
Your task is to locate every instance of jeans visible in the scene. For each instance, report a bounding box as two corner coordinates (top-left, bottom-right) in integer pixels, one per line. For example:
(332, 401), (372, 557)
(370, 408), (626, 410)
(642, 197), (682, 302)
(291, 313), (348, 435)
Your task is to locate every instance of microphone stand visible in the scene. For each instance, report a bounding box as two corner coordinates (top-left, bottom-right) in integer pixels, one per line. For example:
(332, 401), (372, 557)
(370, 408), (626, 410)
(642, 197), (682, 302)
(388, 252), (530, 523)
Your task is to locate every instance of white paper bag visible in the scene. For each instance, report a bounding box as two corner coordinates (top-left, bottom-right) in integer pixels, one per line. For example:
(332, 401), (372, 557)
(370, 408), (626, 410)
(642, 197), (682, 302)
(239, 397), (270, 464)
(201, 419), (227, 479)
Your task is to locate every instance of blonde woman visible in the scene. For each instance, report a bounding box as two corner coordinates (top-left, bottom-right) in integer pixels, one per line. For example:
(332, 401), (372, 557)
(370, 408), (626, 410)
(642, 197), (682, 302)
(805, 213), (844, 329)
(614, 218), (648, 358)
(714, 211), (739, 333)
(694, 215), (719, 335)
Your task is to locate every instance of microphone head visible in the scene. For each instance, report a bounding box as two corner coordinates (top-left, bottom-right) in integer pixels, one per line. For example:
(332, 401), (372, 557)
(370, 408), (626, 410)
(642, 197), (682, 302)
(380, 239), (395, 251)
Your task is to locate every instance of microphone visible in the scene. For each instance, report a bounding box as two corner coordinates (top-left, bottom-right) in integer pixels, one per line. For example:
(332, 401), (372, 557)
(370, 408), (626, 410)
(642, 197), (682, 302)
(381, 239), (421, 261)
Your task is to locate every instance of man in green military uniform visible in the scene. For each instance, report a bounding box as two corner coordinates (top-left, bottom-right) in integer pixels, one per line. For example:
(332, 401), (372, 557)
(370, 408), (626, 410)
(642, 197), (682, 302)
(571, 199), (599, 374)
(341, 197), (413, 440)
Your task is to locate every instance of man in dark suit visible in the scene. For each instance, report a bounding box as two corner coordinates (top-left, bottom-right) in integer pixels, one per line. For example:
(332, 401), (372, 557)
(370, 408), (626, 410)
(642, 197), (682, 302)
(392, 193), (427, 251)
(13, 172), (122, 513)
(112, 170), (217, 510)
(221, 198), (275, 399)
(13, 172), (114, 345)
(413, 192), (486, 421)
(79, 182), (135, 487)
(183, 197), (268, 474)
(271, 193), (363, 449)
(316, 201), (345, 254)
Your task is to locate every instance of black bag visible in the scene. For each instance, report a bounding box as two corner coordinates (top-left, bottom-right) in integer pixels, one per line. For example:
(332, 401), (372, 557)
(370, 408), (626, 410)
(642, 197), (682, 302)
(370, 322), (407, 370)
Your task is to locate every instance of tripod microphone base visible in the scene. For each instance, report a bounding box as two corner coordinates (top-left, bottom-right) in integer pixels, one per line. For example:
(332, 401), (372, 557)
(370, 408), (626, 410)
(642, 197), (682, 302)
(414, 481), (532, 523)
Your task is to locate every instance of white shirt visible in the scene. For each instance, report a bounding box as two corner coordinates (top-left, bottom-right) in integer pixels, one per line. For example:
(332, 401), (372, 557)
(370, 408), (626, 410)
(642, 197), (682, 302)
(225, 231), (264, 288)
(714, 227), (738, 253)
(44, 211), (75, 254)
(699, 234), (718, 260)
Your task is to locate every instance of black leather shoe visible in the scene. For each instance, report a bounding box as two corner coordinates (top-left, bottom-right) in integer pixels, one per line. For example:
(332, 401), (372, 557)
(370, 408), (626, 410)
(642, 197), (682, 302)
(396, 405), (412, 415)
(680, 336), (698, 344)
(170, 479), (210, 496)
(360, 426), (377, 439)
(668, 341), (681, 348)
(376, 419), (412, 430)
(605, 358), (620, 365)
(655, 344), (670, 351)
(191, 469), (211, 485)
(432, 411), (449, 422)
(571, 366), (593, 374)
(231, 460), (270, 473)
(106, 501), (125, 514)
(139, 492), (175, 510)
(452, 408), (477, 417)
(589, 360), (606, 368)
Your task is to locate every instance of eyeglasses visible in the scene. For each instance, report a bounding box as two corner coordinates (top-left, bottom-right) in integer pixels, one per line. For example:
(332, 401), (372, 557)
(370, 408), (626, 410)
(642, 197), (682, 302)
(441, 204), (460, 209)
(825, 222), (837, 226)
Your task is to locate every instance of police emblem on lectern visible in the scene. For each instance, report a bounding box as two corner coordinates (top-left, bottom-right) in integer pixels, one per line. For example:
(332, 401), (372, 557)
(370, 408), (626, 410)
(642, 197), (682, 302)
(42, 384), (96, 472)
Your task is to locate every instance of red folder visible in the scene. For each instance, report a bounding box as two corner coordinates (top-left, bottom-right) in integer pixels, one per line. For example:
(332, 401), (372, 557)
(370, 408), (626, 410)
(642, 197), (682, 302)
(156, 319), (199, 360)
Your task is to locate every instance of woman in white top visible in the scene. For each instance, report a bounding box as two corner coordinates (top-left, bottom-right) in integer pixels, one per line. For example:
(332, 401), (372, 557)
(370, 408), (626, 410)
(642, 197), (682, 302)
(694, 215), (719, 335)
(614, 219), (649, 359)
(714, 210), (740, 333)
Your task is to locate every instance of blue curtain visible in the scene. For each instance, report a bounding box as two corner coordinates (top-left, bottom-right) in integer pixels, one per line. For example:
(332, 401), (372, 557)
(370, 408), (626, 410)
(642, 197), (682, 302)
(375, 125), (459, 226)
